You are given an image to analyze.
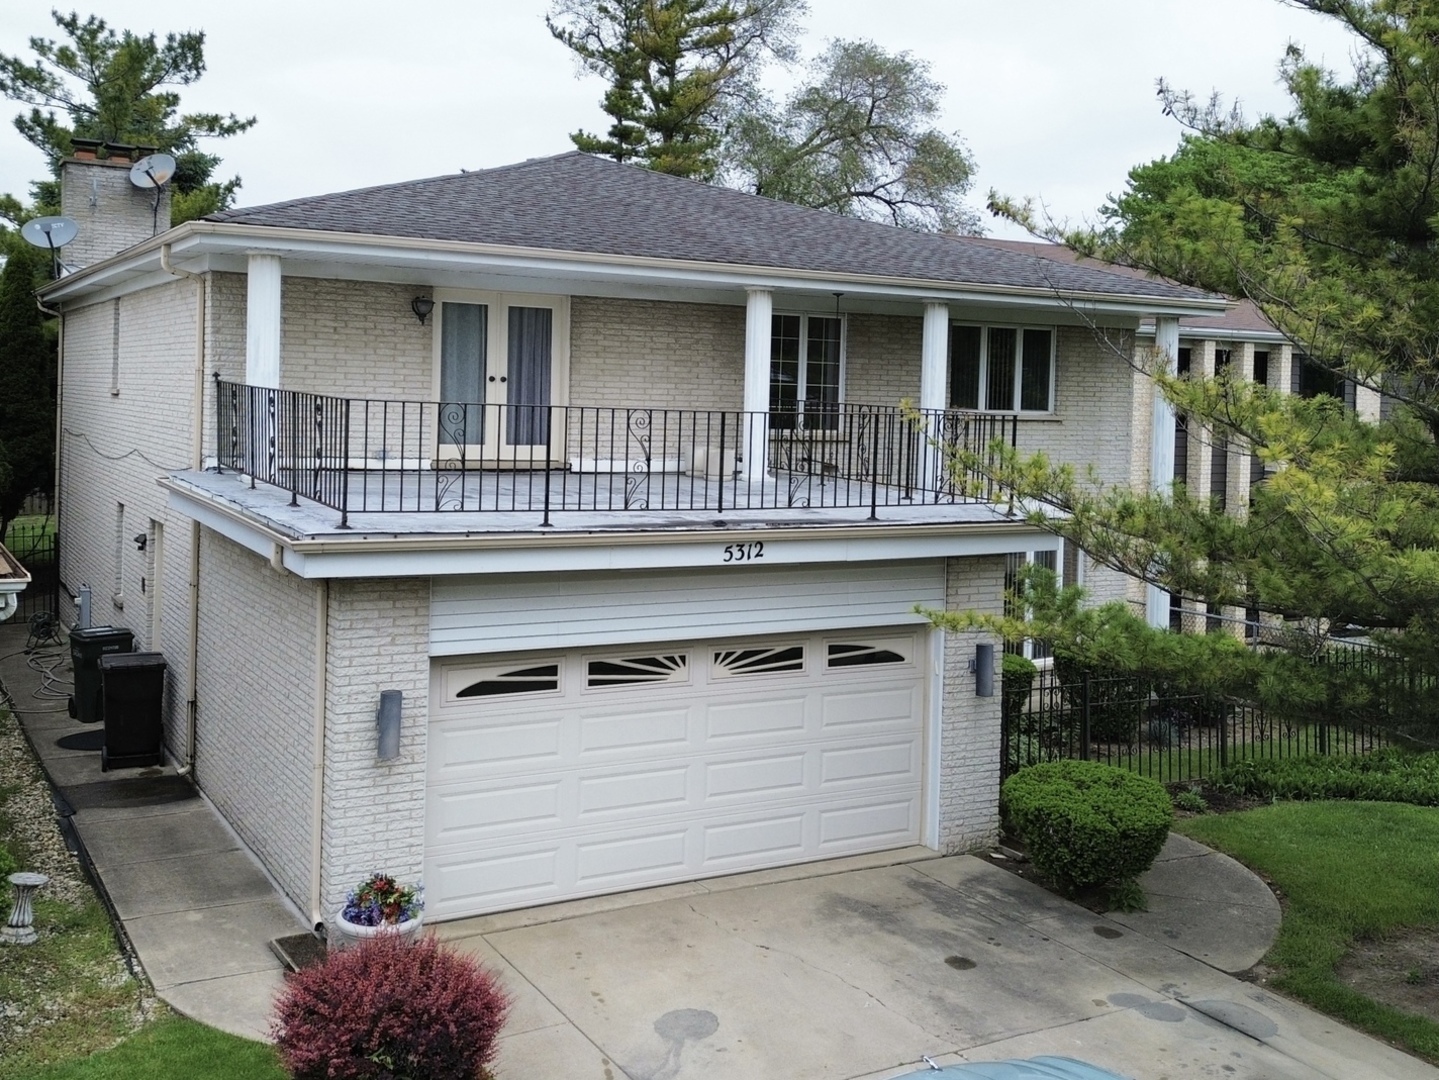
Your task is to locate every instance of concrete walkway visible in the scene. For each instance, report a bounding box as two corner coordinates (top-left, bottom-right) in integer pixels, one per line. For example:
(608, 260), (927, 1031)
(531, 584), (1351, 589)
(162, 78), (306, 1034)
(4, 621), (1430, 1078)
(0, 624), (303, 1040)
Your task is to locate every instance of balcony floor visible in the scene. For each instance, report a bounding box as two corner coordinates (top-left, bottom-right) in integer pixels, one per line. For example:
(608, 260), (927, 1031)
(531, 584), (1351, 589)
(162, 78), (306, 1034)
(168, 467), (1020, 541)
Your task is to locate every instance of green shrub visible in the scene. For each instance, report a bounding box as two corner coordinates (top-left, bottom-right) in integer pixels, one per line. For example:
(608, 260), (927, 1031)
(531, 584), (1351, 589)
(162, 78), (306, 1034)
(1001, 652), (1037, 727)
(1002, 760), (1173, 897)
(1172, 788), (1208, 814)
(1053, 654), (1148, 743)
(0, 843), (16, 881)
(1213, 748), (1439, 804)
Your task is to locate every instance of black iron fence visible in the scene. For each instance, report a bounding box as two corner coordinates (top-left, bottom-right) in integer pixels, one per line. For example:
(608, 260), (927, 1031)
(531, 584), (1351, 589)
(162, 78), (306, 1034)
(214, 380), (1018, 527)
(1002, 662), (1393, 785)
(3, 520), (59, 622)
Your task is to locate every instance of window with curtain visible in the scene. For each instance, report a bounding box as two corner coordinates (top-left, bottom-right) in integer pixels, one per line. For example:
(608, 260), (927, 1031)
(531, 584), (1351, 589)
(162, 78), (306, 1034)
(947, 324), (1054, 412)
(439, 301), (487, 445)
(507, 306), (552, 446)
(770, 313), (843, 429)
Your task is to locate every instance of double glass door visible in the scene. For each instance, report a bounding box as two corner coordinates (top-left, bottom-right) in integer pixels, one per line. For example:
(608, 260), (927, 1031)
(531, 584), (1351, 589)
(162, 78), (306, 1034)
(438, 296), (560, 464)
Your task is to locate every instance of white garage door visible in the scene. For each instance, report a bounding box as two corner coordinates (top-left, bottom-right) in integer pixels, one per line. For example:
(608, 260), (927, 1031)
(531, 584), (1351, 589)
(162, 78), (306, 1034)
(425, 628), (927, 920)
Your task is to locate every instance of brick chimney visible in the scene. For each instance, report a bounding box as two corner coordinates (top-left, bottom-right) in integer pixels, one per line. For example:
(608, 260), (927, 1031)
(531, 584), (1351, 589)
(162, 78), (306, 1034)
(59, 140), (172, 269)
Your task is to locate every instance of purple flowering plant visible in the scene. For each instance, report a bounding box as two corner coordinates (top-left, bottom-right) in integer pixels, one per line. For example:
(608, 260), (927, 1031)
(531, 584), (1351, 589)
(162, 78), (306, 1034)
(340, 871), (422, 927)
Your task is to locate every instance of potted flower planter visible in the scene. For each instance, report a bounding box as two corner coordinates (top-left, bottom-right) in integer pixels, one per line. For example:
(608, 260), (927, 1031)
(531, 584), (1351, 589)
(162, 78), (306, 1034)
(329, 871), (424, 951)
(329, 910), (424, 951)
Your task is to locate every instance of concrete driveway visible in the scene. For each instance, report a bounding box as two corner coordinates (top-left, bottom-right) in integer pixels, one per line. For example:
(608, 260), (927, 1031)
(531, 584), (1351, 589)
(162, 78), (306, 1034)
(435, 851), (1437, 1080)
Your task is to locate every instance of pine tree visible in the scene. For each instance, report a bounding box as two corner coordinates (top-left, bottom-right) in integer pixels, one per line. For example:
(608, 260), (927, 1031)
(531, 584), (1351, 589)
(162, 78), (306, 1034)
(0, 241), (53, 534)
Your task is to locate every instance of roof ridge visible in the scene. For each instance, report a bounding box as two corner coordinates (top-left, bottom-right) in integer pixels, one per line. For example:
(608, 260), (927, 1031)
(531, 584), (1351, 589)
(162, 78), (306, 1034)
(207, 151), (584, 222)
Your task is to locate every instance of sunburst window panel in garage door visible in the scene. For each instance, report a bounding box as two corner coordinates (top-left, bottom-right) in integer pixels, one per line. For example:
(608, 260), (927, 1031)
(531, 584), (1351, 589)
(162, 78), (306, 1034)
(424, 629), (927, 919)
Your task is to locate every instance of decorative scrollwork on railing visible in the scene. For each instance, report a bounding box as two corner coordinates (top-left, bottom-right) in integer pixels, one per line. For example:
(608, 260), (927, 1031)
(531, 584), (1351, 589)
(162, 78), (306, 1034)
(434, 468), (466, 513)
(854, 409), (875, 479)
(438, 402), (475, 450)
(627, 409), (653, 464)
(624, 470), (651, 510)
(786, 473), (812, 508)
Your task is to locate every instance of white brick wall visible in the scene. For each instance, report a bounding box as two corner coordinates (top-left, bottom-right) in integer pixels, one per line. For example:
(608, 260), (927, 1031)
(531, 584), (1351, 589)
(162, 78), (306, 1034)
(60, 158), (170, 270)
(845, 313), (923, 404)
(194, 529), (318, 908)
(570, 296), (745, 409)
(59, 279), (200, 761)
(938, 555), (1006, 852)
(320, 577), (430, 919)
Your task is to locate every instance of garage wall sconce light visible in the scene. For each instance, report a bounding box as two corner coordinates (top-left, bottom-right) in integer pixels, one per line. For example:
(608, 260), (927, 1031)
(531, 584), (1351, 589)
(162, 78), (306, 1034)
(410, 296), (435, 325)
(377, 690), (403, 761)
(132, 532), (148, 552)
(969, 643), (994, 697)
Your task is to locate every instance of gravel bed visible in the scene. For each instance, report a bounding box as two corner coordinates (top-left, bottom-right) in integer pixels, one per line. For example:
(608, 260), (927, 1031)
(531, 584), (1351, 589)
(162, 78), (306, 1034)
(0, 705), (87, 906)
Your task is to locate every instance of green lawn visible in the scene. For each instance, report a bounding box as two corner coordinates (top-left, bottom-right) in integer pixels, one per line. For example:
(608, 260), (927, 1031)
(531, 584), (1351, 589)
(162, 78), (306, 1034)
(0, 706), (284, 1080)
(1178, 800), (1439, 1062)
(24, 1017), (284, 1080)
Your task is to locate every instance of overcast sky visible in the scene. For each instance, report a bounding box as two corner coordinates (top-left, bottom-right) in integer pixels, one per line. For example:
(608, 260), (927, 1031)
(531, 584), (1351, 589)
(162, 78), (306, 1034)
(0, 1), (1360, 239)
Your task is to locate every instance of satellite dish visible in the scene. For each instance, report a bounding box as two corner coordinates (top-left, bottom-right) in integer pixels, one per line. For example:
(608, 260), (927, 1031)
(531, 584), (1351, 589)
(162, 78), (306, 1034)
(21, 216), (79, 278)
(129, 153), (176, 236)
(21, 216), (78, 250)
(129, 153), (177, 190)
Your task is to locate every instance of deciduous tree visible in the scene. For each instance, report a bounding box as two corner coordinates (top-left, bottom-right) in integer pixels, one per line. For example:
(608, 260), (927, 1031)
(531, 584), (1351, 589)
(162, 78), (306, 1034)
(722, 39), (978, 231)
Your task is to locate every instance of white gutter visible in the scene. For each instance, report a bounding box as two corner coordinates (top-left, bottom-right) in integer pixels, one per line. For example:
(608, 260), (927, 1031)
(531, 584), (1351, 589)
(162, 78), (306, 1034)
(160, 243), (207, 777)
(0, 546), (32, 622)
(39, 220), (1231, 318)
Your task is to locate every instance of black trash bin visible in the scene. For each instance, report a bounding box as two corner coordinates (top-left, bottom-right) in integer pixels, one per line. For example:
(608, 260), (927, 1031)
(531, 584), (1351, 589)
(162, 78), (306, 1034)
(68, 626), (134, 723)
(99, 652), (166, 771)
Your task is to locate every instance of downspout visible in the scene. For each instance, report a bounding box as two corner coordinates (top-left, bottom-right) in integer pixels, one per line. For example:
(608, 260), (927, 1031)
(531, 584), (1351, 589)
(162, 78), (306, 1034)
(36, 296), (63, 604)
(160, 243), (206, 776)
(309, 580), (329, 932)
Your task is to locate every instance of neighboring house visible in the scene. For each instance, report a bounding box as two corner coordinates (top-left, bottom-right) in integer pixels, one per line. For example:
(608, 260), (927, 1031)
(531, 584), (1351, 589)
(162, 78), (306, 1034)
(971, 239), (1381, 636)
(39, 146), (1223, 929)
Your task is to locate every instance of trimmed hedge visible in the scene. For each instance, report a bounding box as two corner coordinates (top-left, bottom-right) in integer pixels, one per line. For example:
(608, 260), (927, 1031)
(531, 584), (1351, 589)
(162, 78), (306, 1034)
(1002, 760), (1172, 896)
(1213, 749), (1439, 805)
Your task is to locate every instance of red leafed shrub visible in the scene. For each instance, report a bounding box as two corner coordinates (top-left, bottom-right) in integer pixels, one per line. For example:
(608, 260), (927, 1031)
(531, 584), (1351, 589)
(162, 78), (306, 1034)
(272, 933), (510, 1080)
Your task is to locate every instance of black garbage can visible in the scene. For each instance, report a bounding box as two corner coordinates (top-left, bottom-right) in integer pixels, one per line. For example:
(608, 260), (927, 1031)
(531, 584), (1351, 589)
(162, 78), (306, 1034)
(99, 652), (166, 771)
(68, 626), (134, 723)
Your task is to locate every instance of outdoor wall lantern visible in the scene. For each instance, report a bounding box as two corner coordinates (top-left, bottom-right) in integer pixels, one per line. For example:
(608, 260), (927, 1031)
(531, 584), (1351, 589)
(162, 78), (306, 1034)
(377, 690), (403, 761)
(410, 296), (435, 325)
(132, 532), (147, 552)
(970, 643), (995, 697)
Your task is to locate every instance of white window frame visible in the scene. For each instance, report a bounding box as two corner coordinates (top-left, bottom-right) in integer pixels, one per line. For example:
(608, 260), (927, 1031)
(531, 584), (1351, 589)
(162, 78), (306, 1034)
(770, 311), (847, 422)
(1006, 547), (1064, 664)
(950, 322), (1056, 414)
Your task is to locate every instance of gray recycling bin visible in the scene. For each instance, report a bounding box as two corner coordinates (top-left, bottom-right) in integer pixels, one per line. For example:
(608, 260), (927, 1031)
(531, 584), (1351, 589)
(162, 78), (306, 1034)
(99, 652), (166, 771)
(68, 626), (134, 724)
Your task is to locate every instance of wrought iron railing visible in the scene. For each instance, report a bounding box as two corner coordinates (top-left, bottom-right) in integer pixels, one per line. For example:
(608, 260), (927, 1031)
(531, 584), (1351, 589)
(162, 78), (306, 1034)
(213, 379), (1018, 527)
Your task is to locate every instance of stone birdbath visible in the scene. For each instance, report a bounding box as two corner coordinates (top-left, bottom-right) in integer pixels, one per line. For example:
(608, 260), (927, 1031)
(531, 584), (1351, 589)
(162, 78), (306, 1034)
(2, 872), (48, 945)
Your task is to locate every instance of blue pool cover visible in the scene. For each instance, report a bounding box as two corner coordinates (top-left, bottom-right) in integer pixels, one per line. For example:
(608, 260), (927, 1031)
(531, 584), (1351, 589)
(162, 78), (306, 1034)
(891, 1057), (1133, 1080)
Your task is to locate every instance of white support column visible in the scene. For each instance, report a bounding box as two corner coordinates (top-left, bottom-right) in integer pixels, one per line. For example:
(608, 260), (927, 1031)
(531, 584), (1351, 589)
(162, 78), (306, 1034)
(920, 302), (950, 412)
(743, 288), (773, 481)
(246, 253), (282, 388)
(1147, 316), (1180, 628)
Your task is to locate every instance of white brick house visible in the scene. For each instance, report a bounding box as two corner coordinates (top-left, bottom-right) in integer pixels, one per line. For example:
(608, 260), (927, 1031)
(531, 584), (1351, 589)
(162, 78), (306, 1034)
(40, 148), (1224, 929)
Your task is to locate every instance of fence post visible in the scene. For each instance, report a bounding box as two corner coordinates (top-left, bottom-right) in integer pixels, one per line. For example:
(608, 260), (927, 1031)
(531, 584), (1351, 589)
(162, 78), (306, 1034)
(868, 413), (880, 521)
(541, 406), (554, 529)
(1080, 672), (1092, 761)
(338, 398), (352, 530)
(1218, 695), (1228, 769)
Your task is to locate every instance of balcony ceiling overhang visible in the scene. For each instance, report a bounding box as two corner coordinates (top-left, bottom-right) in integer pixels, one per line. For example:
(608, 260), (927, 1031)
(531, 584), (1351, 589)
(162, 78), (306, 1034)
(42, 220), (1230, 324)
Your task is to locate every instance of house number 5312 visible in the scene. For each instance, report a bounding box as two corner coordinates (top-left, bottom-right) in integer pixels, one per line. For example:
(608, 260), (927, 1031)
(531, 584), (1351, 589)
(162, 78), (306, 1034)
(721, 542), (764, 563)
